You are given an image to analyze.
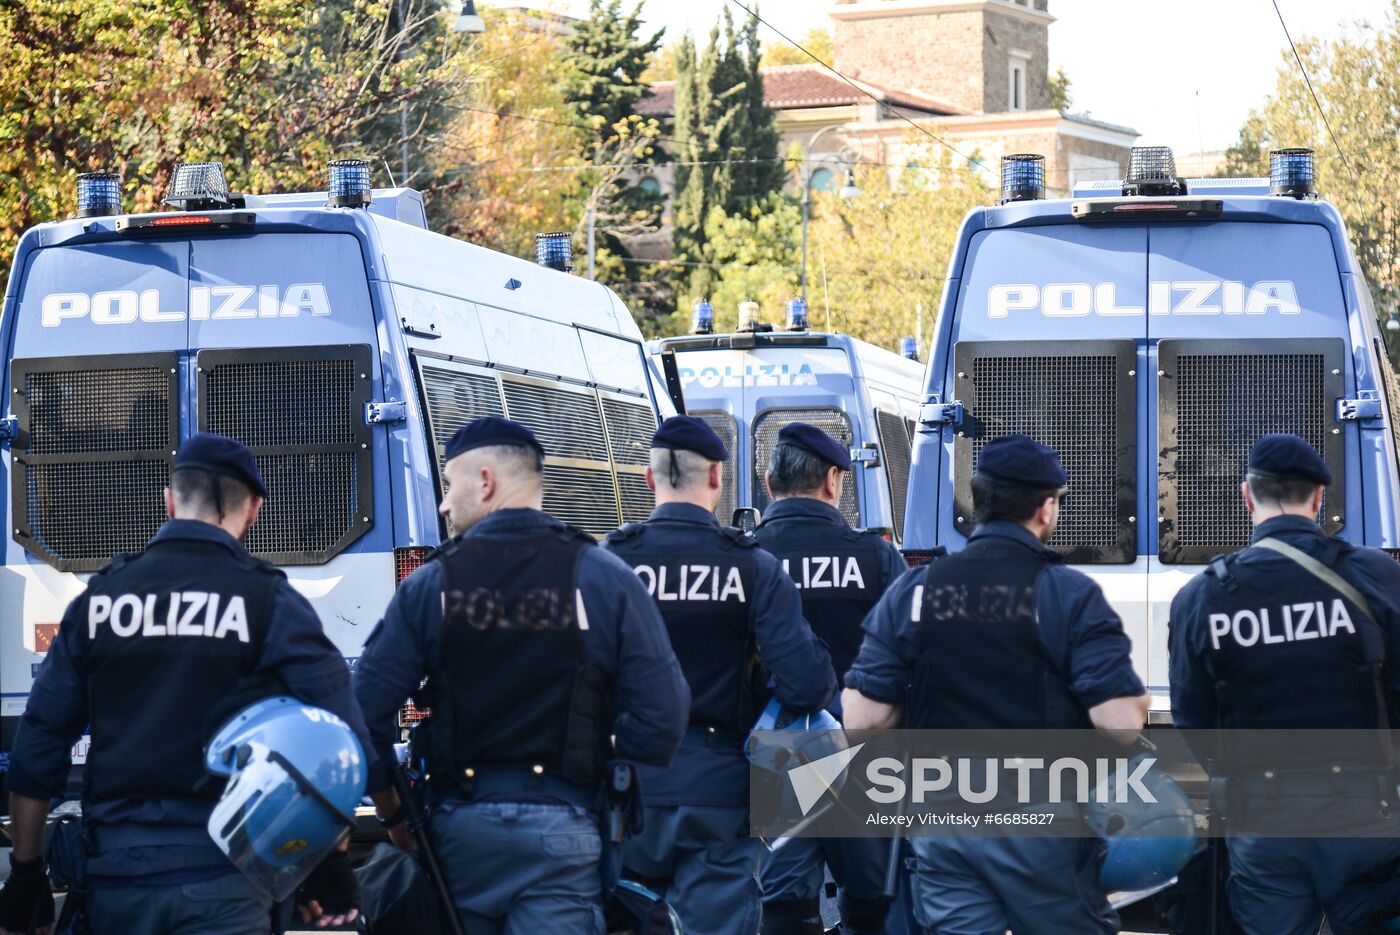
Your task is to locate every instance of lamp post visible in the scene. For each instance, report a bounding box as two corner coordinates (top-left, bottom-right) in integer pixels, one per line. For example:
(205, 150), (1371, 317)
(800, 125), (860, 304)
(398, 2), (486, 184)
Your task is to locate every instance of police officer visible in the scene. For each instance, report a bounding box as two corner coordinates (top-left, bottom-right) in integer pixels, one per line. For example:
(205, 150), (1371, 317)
(353, 416), (689, 932)
(841, 434), (1148, 935)
(1169, 434), (1400, 935)
(0, 433), (369, 935)
(753, 423), (904, 935)
(602, 415), (837, 935)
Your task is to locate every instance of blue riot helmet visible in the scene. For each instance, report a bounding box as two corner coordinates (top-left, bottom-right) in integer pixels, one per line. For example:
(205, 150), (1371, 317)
(747, 698), (846, 771)
(204, 696), (367, 901)
(1083, 753), (1198, 893)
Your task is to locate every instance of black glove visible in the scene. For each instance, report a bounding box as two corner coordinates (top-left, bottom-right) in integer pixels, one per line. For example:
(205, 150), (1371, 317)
(0, 857), (54, 934)
(297, 848), (360, 920)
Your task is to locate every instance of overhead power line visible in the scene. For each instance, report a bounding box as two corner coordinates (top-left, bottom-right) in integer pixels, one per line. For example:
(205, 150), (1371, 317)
(1268, 0), (1357, 182)
(725, 0), (976, 164)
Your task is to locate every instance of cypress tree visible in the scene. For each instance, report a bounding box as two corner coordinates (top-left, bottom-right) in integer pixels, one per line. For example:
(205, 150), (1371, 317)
(564, 0), (662, 130)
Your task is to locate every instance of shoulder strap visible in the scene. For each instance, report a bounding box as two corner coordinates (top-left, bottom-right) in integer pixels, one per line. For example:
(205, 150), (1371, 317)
(605, 522), (646, 545)
(1255, 536), (1393, 741)
(1254, 538), (1379, 631)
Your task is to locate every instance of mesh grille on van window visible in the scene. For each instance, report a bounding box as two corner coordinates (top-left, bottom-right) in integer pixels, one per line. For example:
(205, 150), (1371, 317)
(602, 398), (657, 467)
(419, 366), (506, 473)
(953, 341), (1137, 565)
(197, 345), (374, 565)
(1158, 339), (1344, 564)
(753, 409), (859, 526)
(692, 409), (738, 523)
(542, 464), (619, 537)
(617, 472), (654, 524)
(504, 382), (611, 463)
(875, 410), (912, 542)
(11, 353), (178, 572)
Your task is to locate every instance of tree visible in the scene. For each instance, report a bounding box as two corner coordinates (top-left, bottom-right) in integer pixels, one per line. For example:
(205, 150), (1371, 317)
(1222, 7), (1400, 323)
(0, 0), (470, 291)
(670, 9), (785, 305)
(761, 27), (834, 67)
(564, 0), (662, 131)
(807, 146), (993, 350)
(1048, 66), (1072, 111)
(689, 192), (801, 332)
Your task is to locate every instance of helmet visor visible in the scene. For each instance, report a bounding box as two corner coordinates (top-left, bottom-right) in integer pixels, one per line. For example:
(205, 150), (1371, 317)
(207, 747), (352, 901)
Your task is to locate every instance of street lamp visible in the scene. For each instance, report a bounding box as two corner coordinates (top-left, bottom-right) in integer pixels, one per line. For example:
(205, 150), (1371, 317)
(800, 126), (860, 304)
(454, 0), (485, 34)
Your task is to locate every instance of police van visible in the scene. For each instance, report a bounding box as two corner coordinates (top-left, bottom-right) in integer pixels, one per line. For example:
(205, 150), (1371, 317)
(900, 146), (1400, 719)
(651, 300), (925, 543)
(0, 160), (675, 747)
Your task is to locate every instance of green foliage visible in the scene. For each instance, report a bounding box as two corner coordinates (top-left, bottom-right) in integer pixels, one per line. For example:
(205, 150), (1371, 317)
(0, 0), (468, 291)
(689, 192), (801, 333)
(1223, 7), (1400, 320)
(564, 0), (662, 131)
(1048, 66), (1072, 111)
(670, 9), (786, 307)
(761, 28), (834, 67)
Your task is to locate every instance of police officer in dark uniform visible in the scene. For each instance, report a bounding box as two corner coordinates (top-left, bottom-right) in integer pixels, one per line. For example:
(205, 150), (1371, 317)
(0, 433), (369, 935)
(1169, 434), (1400, 935)
(353, 416), (689, 932)
(753, 423), (904, 935)
(841, 434), (1148, 935)
(602, 415), (837, 935)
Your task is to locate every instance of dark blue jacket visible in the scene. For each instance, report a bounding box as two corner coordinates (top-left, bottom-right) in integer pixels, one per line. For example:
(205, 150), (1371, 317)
(758, 497), (906, 588)
(601, 502), (836, 808)
(8, 519), (369, 881)
(1169, 514), (1400, 730)
(354, 508), (690, 796)
(844, 521), (1144, 710)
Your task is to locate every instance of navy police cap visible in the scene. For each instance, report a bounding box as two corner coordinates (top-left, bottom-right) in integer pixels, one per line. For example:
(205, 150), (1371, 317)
(652, 415), (729, 461)
(444, 416), (545, 462)
(776, 422), (851, 470)
(1248, 433), (1332, 486)
(975, 433), (1067, 489)
(174, 433), (268, 498)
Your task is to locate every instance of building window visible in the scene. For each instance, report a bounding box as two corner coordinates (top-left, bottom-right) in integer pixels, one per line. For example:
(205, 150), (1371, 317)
(808, 167), (837, 192)
(1008, 55), (1029, 111)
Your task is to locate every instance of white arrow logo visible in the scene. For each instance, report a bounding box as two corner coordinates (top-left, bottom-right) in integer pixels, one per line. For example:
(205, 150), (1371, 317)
(788, 743), (865, 816)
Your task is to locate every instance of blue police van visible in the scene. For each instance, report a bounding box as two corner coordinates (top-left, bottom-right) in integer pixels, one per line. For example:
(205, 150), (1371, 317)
(0, 161), (675, 748)
(900, 146), (1400, 719)
(651, 300), (925, 544)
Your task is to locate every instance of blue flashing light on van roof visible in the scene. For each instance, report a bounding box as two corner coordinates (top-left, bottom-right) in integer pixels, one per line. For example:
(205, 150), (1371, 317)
(76, 172), (121, 218)
(1269, 147), (1316, 199)
(692, 300), (715, 335)
(785, 297), (809, 331)
(999, 154), (1045, 204)
(899, 336), (919, 361)
(327, 158), (372, 208)
(536, 231), (573, 272)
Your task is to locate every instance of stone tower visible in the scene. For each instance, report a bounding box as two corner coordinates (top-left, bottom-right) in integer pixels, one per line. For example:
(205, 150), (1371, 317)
(830, 0), (1054, 115)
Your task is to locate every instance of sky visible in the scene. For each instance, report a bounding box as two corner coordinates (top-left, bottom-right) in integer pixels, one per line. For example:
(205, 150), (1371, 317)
(513, 0), (1393, 154)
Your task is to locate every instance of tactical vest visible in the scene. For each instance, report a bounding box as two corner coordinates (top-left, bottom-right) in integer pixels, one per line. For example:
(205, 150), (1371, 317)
(79, 537), (278, 805)
(1201, 538), (1389, 774)
(607, 522), (760, 737)
(906, 537), (1091, 731)
(755, 514), (885, 680)
(423, 528), (604, 790)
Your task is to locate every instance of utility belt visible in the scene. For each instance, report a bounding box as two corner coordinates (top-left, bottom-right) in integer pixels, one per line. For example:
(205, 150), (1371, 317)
(685, 724), (746, 751)
(84, 821), (215, 853)
(1213, 768), (1399, 804)
(436, 767), (602, 809)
